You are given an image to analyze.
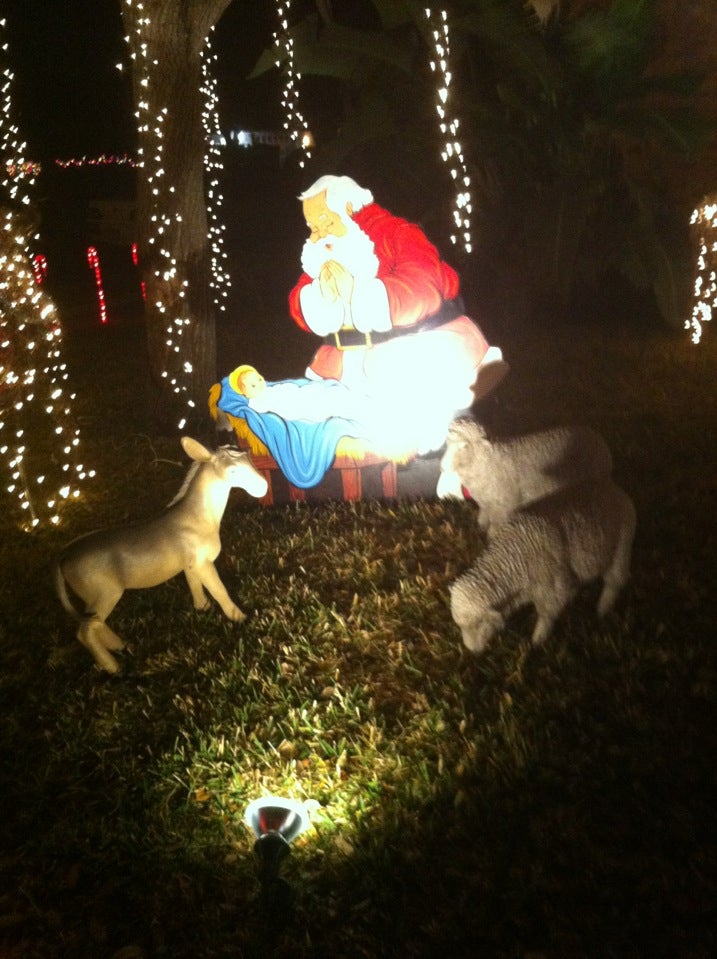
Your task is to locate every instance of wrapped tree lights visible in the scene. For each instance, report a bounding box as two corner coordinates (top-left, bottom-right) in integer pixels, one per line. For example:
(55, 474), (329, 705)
(688, 198), (716, 344)
(273, 0), (312, 168)
(1, 18), (93, 530)
(425, 7), (472, 254)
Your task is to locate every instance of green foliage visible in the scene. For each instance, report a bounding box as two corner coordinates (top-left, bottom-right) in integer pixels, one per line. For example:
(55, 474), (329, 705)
(563, 0), (654, 87)
(249, 12), (414, 81)
(251, 0), (711, 327)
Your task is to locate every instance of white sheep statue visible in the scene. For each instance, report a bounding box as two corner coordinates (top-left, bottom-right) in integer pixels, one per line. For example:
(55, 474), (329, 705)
(449, 477), (636, 654)
(437, 417), (613, 532)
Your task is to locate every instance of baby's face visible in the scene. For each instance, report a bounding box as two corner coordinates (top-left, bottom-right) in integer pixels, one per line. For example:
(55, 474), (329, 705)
(240, 370), (266, 398)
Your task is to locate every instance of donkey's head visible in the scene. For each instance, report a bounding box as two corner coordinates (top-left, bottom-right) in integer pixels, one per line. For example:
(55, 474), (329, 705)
(181, 437), (268, 500)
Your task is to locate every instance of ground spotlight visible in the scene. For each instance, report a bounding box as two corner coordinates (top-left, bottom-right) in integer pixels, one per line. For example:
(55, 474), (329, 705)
(245, 796), (311, 914)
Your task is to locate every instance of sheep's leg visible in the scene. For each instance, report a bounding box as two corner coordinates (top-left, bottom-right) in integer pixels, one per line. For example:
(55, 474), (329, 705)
(597, 578), (622, 617)
(531, 575), (576, 645)
(597, 566), (629, 617)
(189, 561), (245, 622)
(531, 613), (557, 646)
(597, 508), (636, 616)
(480, 505), (509, 536)
(477, 508), (493, 533)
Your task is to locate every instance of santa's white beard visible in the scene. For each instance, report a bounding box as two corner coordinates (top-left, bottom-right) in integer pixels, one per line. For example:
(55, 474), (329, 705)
(301, 218), (379, 280)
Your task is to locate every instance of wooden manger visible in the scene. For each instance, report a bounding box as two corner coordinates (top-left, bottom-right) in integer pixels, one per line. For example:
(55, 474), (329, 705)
(208, 383), (411, 505)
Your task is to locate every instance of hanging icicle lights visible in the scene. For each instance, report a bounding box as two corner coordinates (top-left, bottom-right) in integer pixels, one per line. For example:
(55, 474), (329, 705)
(1, 17), (92, 529)
(273, 0), (312, 168)
(687, 198), (716, 345)
(121, 0), (194, 431)
(201, 29), (231, 316)
(425, 7), (472, 254)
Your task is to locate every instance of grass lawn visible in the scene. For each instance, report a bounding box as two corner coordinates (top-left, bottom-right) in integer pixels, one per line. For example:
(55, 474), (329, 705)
(1, 308), (716, 958)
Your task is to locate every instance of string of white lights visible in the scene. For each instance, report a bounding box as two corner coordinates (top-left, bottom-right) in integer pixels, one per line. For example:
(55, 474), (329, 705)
(273, 0), (312, 168)
(687, 199), (716, 345)
(1, 17), (92, 529)
(122, 0), (195, 430)
(425, 7), (473, 253)
(201, 30), (231, 315)
(54, 154), (136, 168)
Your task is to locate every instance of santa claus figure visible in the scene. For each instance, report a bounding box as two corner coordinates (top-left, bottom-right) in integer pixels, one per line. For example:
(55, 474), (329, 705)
(288, 174), (506, 454)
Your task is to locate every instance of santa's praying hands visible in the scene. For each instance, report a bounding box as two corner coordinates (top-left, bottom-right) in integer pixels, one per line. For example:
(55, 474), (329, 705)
(288, 174), (507, 455)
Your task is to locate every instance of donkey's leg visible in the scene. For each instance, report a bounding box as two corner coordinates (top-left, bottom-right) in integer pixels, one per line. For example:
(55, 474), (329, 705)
(193, 560), (245, 622)
(184, 568), (212, 612)
(79, 619), (124, 673)
(99, 626), (125, 651)
(77, 586), (125, 673)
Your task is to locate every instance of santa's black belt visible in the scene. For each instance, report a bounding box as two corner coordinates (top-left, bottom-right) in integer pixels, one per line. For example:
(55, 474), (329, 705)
(325, 296), (465, 351)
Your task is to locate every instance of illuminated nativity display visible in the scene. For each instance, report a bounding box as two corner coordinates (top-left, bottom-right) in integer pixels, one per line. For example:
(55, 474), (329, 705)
(210, 174), (509, 501)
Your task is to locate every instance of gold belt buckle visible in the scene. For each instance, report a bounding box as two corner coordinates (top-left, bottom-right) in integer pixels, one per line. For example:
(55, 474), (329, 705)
(333, 327), (373, 351)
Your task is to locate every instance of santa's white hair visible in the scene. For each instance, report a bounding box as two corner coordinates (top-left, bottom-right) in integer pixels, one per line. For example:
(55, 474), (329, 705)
(298, 175), (373, 215)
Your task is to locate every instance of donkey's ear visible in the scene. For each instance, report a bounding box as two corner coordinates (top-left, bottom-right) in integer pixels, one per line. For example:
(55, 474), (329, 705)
(181, 436), (212, 462)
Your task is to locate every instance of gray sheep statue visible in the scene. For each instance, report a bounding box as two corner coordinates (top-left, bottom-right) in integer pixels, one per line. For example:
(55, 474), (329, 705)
(438, 417), (613, 532)
(450, 476), (636, 654)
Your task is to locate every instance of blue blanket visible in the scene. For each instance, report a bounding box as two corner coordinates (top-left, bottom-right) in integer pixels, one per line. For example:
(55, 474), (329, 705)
(217, 376), (366, 488)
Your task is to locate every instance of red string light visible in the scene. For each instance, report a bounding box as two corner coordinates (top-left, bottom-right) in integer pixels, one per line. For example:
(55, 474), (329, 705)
(131, 241), (146, 300)
(86, 246), (108, 324)
(32, 253), (47, 285)
(6, 159), (42, 177)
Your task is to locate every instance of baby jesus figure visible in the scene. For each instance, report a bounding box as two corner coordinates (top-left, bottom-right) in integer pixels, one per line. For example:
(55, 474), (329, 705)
(228, 364), (383, 426)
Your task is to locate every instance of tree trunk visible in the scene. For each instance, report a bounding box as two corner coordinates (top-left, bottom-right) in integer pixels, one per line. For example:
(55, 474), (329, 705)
(121, 0), (232, 432)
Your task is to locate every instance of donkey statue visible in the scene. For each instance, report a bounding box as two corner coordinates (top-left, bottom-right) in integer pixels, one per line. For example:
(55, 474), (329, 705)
(53, 437), (269, 673)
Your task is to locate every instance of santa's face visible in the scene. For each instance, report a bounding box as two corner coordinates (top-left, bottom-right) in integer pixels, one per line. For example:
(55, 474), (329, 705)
(300, 202), (379, 281)
(302, 191), (348, 242)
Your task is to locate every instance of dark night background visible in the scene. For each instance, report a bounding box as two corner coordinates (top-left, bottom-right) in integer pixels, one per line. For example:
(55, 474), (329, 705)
(2, 9), (717, 955)
(5, 0), (321, 371)
(5, 2), (717, 378)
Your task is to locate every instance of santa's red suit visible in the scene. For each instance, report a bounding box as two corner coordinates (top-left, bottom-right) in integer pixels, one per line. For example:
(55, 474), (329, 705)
(288, 202), (492, 453)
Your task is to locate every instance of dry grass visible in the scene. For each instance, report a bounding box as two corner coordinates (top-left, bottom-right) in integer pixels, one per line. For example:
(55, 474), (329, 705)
(0, 313), (715, 958)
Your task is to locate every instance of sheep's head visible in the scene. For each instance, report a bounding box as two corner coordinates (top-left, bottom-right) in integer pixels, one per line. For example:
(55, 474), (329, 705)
(456, 608), (505, 654)
(449, 579), (505, 654)
(440, 417), (488, 474)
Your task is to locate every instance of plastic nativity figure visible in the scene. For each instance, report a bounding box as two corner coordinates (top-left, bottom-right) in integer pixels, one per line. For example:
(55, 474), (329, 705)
(226, 363), (381, 425)
(288, 174), (507, 454)
(211, 174), (507, 492)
